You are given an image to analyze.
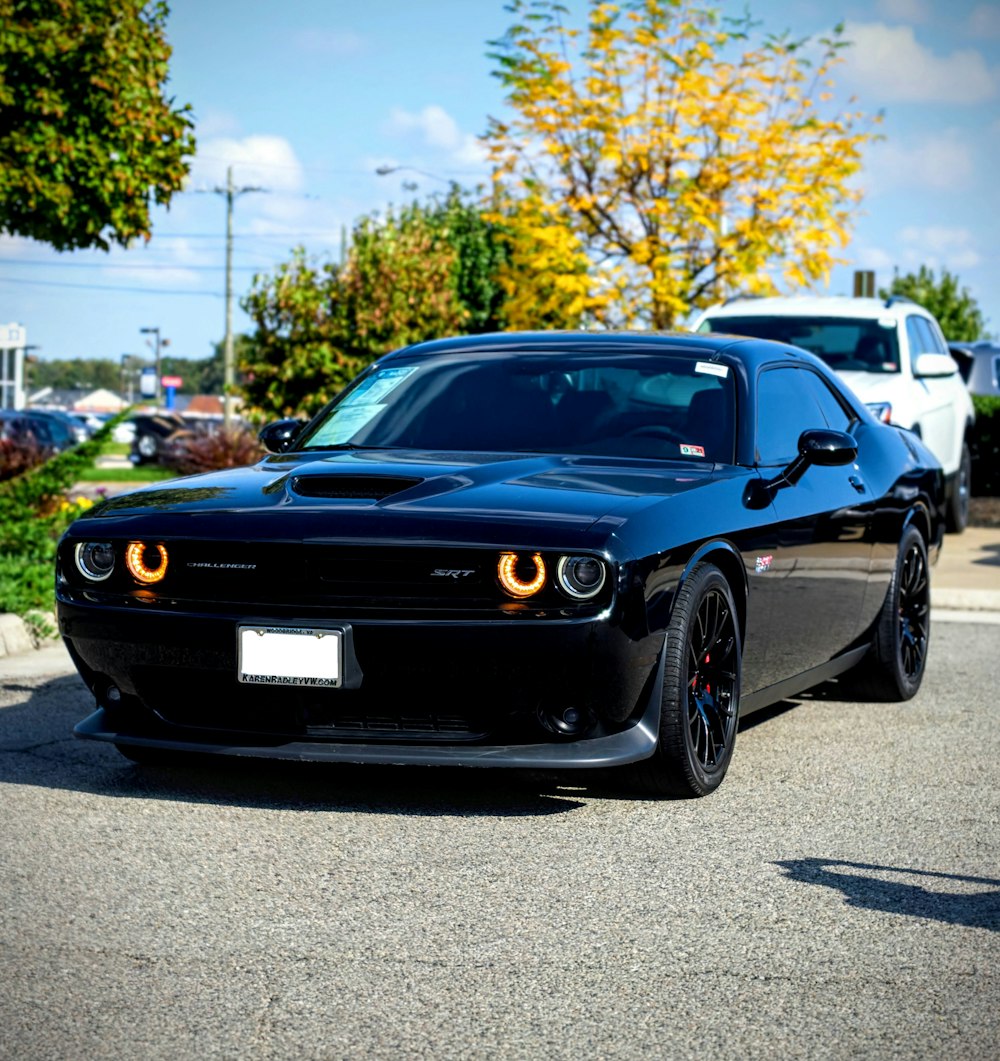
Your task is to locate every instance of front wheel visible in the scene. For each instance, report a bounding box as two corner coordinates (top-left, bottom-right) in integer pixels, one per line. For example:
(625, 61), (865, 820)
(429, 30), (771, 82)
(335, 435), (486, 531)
(629, 563), (741, 798)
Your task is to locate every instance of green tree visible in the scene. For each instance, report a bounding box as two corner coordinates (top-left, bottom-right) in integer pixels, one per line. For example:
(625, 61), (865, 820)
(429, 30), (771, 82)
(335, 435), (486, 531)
(484, 0), (880, 329)
(879, 266), (987, 341)
(0, 0), (195, 251)
(240, 190), (508, 420)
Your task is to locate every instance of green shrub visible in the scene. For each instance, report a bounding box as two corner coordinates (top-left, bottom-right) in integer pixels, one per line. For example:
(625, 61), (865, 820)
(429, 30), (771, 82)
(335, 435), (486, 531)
(970, 395), (1000, 496)
(160, 423), (264, 476)
(0, 416), (123, 621)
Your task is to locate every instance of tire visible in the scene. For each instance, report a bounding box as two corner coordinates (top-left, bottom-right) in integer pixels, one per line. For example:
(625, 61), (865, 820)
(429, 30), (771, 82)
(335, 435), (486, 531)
(851, 524), (930, 702)
(629, 563), (741, 798)
(134, 432), (159, 464)
(946, 442), (971, 534)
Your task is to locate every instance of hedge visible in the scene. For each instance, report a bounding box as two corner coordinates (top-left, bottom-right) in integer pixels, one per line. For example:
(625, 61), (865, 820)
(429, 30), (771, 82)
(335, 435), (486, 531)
(971, 395), (1000, 496)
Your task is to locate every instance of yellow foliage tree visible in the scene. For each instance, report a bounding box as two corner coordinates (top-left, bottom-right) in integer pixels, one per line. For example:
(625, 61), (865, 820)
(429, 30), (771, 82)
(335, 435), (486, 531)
(485, 0), (880, 329)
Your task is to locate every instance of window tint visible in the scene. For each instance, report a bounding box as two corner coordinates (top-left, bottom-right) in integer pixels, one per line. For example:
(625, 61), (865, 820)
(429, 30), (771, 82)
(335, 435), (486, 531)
(906, 315), (938, 356)
(756, 367), (836, 465)
(799, 372), (855, 432)
(702, 315), (900, 373)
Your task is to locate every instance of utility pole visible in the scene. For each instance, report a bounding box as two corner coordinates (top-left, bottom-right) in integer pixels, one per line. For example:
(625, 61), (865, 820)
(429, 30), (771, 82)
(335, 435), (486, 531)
(216, 165), (264, 429)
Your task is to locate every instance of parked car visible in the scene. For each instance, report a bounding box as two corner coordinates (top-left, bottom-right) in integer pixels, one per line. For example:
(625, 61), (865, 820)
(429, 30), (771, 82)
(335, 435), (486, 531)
(127, 412), (192, 465)
(951, 341), (1000, 398)
(60, 331), (944, 797)
(0, 408), (77, 451)
(30, 407), (89, 444)
(691, 296), (975, 532)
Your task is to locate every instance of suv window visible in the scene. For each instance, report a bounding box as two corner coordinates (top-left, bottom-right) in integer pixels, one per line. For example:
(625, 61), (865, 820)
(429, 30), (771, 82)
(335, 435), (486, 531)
(756, 367), (842, 465)
(906, 315), (936, 356)
(699, 315), (900, 373)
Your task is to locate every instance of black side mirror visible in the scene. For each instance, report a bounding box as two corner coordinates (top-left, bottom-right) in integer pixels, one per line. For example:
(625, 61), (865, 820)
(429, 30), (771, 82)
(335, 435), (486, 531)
(258, 418), (306, 454)
(748, 429), (858, 505)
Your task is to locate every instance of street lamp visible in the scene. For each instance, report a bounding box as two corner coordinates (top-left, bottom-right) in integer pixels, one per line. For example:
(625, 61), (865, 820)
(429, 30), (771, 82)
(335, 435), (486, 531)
(374, 164), (450, 185)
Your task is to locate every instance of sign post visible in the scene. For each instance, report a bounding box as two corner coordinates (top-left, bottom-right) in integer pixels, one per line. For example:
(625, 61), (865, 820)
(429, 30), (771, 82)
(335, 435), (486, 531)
(161, 375), (183, 411)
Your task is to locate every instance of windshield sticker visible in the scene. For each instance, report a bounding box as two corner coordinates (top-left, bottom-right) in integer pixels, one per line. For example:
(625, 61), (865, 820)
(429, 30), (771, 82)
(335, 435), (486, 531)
(680, 444), (706, 457)
(878, 318), (896, 329)
(346, 365), (418, 405)
(695, 361), (729, 377)
(308, 404), (384, 446)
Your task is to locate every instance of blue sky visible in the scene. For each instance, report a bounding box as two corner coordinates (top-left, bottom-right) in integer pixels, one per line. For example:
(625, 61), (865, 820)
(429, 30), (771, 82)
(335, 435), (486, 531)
(2, 0), (998, 369)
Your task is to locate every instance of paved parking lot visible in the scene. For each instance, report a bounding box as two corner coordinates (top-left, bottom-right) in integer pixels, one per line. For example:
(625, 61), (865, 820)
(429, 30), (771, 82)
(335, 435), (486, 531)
(1, 620), (997, 1060)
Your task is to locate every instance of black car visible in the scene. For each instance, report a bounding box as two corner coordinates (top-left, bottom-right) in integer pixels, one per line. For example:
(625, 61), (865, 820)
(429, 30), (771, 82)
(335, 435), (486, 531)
(128, 412), (192, 465)
(58, 332), (944, 797)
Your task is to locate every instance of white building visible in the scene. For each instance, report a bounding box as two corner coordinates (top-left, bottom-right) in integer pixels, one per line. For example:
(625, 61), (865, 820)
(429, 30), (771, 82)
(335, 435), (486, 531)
(0, 322), (26, 410)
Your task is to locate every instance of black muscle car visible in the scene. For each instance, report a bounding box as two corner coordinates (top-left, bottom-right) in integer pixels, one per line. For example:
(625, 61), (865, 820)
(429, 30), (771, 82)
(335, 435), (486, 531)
(58, 332), (944, 797)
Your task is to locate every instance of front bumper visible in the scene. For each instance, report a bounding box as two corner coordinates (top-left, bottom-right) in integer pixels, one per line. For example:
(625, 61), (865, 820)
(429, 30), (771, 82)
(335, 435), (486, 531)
(61, 598), (663, 769)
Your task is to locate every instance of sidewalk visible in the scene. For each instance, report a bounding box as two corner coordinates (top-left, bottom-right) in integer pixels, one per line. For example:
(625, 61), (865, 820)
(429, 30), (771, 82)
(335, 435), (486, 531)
(3, 525), (999, 674)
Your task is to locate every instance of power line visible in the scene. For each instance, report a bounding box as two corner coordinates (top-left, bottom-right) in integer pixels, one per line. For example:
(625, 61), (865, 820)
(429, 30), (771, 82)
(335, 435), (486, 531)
(0, 275), (222, 297)
(0, 258), (268, 272)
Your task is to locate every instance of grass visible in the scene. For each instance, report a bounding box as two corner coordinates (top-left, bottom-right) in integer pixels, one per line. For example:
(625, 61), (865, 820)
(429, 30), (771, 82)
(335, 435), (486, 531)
(76, 465), (175, 483)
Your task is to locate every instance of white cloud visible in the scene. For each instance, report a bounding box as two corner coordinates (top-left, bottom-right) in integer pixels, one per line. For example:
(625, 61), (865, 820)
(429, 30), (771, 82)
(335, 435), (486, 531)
(969, 4), (1000, 39)
(897, 226), (982, 270)
(862, 129), (976, 193)
(293, 29), (365, 56)
(188, 135), (305, 194)
(386, 105), (487, 167)
(195, 109), (241, 139)
(874, 0), (931, 23)
(843, 21), (997, 104)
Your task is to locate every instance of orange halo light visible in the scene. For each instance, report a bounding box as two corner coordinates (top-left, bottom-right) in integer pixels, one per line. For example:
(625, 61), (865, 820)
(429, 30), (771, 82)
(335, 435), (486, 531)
(125, 541), (168, 584)
(497, 551), (546, 598)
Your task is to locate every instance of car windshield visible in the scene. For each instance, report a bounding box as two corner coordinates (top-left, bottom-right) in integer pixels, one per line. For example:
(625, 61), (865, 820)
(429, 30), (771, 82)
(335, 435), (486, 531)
(297, 351), (737, 463)
(700, 315), (901, 374)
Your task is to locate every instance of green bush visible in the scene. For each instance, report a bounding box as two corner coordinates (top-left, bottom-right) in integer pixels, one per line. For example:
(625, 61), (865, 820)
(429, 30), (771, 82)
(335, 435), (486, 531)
(0, 417), (122, 626)
(970, 395), (1000, 496)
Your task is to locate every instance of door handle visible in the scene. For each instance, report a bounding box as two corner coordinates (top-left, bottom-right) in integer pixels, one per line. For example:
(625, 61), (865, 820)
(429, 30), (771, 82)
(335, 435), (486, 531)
(848, 475), (866, 494)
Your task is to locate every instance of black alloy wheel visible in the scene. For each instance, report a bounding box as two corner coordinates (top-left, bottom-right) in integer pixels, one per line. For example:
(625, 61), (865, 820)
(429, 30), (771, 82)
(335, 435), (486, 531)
(851, 523), (930, 702)
(630, 562), (741, 797)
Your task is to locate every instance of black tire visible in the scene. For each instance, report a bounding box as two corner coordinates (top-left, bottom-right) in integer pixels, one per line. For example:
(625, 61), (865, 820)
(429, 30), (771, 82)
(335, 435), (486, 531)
(629, 563), (741, 798)
(946, 442), (971, 534)
(134, 432), (159, 464)
(851, 524), (930, 702)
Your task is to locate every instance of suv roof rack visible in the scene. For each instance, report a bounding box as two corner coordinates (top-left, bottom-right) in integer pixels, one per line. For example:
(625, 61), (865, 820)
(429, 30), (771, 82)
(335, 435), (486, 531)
(884, 295), (915, 308)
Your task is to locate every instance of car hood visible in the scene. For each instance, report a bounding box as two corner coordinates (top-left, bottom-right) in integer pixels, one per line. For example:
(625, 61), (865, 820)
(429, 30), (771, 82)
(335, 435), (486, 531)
(74, 449), (727, 549)
(835, 370), (899, 405)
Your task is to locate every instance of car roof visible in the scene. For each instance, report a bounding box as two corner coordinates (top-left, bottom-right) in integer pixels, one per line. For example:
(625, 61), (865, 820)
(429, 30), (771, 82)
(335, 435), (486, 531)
(380, 329), (824, 375)
(698, 295), (933, 322)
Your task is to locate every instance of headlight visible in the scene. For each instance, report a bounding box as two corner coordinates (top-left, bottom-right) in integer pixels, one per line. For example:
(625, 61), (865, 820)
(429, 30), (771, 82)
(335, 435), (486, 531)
(125, 542), (168, 584)
(75, 541), (115, 581)
(497, 552), (546, 598)
(556, 555), (606, 599)
(866, 401), (892, 424)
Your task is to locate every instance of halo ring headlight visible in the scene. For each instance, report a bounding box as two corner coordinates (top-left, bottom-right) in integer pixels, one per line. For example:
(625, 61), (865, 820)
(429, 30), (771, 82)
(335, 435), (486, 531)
(556, 555), (606, 600)
(75, 541), (115, 582)
(125, 542), (169, 584)
(497, 552), (546, 598)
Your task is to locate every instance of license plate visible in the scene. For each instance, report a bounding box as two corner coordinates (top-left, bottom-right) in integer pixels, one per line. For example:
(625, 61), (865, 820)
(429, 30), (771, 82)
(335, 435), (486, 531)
(238, 626), (343, 687)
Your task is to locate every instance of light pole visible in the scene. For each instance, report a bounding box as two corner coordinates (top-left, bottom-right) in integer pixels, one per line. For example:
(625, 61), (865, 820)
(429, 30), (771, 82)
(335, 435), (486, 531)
(140, 327), (163, 405)
(374, 164), (450, 185)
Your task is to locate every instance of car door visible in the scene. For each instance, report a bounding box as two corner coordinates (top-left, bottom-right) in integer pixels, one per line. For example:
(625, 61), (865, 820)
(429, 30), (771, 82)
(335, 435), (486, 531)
(743, 365), (873, 690)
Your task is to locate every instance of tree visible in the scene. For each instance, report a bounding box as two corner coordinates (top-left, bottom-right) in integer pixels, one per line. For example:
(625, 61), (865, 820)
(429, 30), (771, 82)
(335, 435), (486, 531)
(0, 0), (195, 251)
(484, 0), (879, 329)
(879, 266), (987, 342)
(240, 191), (508, 420)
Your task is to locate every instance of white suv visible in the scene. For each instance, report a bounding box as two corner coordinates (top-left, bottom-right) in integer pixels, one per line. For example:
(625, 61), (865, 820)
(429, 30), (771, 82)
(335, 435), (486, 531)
(691, 295), (975, 532)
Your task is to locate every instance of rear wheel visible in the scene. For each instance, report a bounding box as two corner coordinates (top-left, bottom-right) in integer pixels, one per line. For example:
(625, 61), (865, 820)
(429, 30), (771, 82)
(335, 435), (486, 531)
(851, 524), (930, 701)
(629, 563), (741, 798)
(946, 442), (971, 534)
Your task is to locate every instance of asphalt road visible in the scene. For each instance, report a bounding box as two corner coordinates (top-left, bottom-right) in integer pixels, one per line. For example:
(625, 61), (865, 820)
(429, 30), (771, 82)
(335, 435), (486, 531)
(1, 620), (997, 1061)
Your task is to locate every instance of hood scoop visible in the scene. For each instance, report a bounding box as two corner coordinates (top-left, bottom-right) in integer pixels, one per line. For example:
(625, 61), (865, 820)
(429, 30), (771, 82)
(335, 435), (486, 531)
(290, 474), (424, 500)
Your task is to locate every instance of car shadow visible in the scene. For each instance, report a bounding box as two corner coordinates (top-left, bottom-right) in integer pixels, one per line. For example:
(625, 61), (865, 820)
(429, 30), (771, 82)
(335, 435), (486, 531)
(0, 673), (588, 817)
(774, 858), (1000, 931)
(972, 542), (1000, 567)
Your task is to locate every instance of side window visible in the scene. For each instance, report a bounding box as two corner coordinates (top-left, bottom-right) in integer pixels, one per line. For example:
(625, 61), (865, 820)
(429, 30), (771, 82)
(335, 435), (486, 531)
(906, 316), (938, 356)
(756, 368), (830, 466)
(800, 372), (855, 432)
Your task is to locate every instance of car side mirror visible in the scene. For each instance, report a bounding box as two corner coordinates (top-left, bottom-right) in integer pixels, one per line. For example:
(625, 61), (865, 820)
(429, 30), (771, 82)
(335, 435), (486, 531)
(748, 429), (858, 506)
(258, 418), (306, 453)
(912, 352), (958, 378)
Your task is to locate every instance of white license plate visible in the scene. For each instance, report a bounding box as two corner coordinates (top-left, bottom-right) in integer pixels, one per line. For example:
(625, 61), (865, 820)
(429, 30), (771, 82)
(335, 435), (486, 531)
(238, 626), (343, 687)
